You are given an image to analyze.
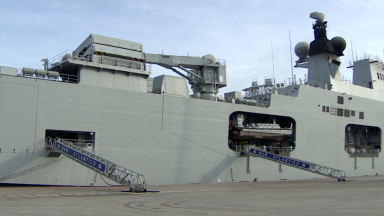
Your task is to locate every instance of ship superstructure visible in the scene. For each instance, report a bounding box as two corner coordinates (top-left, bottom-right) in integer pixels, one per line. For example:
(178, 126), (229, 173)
(0, 12), (383, 186)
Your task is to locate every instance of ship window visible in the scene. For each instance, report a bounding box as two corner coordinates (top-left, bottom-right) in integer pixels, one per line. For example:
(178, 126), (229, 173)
(322, 106), (325, 112)
(359, 112), (364, 119)
(351, 110), (355, 116)
(330, 107), (337, 115)
(344, 109), (350, 117)
(378, 73), (380, 80)
(337, 108), (343, 116)
(337, 96), (344, 104)
(326, 106), (329, 112)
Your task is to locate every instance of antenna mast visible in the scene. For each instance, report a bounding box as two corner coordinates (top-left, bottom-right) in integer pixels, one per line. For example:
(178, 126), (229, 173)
(351, 41), (355, 62)
(289, 30), (294, 85)
(271, 42), (275, 85)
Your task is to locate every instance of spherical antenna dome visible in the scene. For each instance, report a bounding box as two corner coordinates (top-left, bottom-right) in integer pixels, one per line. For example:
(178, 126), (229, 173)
(331, 36), (346, 53)
(294, 42), (310, 58)
(202, 54), (216, 64)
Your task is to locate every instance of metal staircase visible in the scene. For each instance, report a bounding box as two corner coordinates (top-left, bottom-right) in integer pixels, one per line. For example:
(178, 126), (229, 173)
(237, 146), (346, 181)
(45, 137), (146, 191)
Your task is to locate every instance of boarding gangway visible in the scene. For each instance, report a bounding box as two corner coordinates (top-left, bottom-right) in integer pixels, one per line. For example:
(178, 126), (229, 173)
(45, 137), (146, 191)
(237, 146), (346, 181)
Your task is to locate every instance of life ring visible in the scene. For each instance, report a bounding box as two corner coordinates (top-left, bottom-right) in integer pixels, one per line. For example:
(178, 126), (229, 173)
(260, 102), (265, 107)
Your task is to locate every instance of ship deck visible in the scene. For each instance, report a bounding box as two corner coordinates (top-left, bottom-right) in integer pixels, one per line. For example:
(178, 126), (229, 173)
(0, 175), (383, 215)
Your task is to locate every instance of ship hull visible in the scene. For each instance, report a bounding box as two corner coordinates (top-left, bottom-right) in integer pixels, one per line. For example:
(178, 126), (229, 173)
(0, 75), (382, 186)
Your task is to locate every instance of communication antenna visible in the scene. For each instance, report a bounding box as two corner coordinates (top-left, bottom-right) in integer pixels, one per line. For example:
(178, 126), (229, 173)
(289, 30), (294, 85)
(351, 41), (355, 62)
(41, 58), (49, 71)
(271, 42), (275, 84)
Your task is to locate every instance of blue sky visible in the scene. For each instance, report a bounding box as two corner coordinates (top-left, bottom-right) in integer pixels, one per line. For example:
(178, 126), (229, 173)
(1, 0), (383, 94)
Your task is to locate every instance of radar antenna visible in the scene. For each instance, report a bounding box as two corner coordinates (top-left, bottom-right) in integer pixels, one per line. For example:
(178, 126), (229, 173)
(310, 12), (327, 39)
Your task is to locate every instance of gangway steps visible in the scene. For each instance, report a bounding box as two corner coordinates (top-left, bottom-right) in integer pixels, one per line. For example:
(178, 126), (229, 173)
(45, 137), (146, 191)
(238, 147), (346, 181)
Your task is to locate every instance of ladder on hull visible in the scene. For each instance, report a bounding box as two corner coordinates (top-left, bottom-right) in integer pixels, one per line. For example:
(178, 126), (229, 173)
(45, 137), (146, 191)
(237, 146), (346, 181)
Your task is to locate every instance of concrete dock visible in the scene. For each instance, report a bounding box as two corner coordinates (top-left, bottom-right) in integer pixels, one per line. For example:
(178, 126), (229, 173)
(0, 175), (383, 216)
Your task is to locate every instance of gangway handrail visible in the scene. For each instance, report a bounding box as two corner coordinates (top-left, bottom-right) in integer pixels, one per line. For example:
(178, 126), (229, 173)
(236, 146), (346, 181)
(45, 137), (146, 191)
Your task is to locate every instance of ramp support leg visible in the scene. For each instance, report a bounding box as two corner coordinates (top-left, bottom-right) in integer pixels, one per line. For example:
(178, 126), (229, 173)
(247, 156), (251, 174)
(372, 157), (375, 169)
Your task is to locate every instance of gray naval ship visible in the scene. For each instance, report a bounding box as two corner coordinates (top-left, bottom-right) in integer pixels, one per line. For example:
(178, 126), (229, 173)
(0, 12), (383, 187)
